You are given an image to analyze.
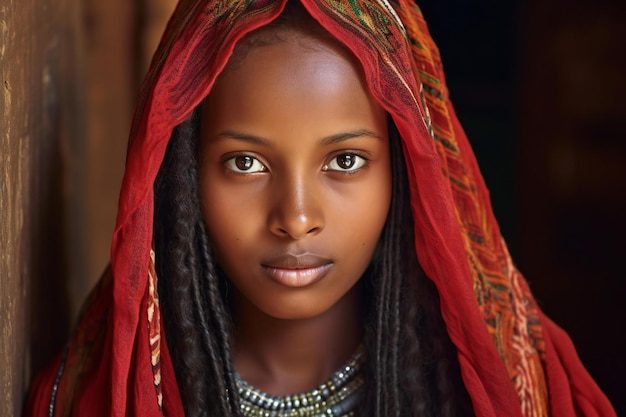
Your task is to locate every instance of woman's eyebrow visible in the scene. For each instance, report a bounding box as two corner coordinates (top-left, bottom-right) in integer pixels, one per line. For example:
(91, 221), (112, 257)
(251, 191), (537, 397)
(320, 129), (383, 145)
(213, 129), (382, 146)
(213, 130), (272, 146)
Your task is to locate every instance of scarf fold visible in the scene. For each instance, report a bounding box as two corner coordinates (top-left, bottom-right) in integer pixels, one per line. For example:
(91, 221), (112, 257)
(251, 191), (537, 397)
(25, 1), (615, 416)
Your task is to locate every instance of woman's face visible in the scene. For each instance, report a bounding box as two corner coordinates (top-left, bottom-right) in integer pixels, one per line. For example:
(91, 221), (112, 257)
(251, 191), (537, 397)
(199, 32), (391, 320)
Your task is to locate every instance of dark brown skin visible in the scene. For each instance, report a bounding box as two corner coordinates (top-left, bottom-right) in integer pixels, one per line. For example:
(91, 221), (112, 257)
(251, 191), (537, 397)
(198, 33), (391, 396)
(233, 282), (362, 396)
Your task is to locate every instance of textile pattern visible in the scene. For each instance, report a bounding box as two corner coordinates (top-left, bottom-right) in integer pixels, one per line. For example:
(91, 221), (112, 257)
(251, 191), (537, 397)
(393, 2), (549, 415)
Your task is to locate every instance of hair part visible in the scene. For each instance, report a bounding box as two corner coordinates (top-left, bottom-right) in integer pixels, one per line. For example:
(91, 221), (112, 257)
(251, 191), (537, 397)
(220, 1), (350, 73)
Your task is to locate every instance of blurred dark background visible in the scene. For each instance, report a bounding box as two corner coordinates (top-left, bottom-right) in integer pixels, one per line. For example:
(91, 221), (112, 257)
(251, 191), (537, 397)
(421, 0), (626, 412)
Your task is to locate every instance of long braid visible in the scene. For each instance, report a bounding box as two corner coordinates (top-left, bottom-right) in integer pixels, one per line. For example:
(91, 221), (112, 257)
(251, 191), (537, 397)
(362, 120), (420, 416)
(188, 224), (231, 415)
(155, 110), (238, 417)
(388, 120), (426, 416)
(371, 228), (394, 417)
(387, 123), (410, 417)
(388, 121), (432, 415)
(154, 111), (205, 415)
(361, 121), (474, 417)
(383, 125), (405, 417)
(196, 224), (240, 413)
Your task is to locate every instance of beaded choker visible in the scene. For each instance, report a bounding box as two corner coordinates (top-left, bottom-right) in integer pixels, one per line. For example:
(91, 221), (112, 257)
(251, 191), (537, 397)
(235, 345), (366, 417)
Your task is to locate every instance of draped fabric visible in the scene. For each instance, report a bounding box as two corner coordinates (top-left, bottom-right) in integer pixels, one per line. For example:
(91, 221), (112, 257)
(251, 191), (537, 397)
(25, 1), (615, 416)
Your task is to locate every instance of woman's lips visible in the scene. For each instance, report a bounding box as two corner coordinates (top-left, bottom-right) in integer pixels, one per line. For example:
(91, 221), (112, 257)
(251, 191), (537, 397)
(261, 253), (333, 288)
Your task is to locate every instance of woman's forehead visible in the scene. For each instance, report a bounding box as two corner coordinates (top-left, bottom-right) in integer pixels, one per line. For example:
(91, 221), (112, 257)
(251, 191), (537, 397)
(202, 36), (384, 139)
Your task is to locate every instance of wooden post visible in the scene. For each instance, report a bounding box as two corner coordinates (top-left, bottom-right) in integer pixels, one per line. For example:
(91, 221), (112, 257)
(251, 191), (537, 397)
(0, 0), (81, 414)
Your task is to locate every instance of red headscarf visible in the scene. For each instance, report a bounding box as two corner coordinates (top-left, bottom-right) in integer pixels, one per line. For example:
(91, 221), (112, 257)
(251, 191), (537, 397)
(26, 1), (615, 416)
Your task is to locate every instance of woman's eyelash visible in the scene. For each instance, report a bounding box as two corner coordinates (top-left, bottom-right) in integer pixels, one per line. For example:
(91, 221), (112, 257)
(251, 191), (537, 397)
(223, 154), (267, 173)
(323, 152), (371, 173)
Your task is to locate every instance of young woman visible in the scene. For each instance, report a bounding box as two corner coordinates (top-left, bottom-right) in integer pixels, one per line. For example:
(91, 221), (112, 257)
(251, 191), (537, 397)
(26, 1), (615, 416)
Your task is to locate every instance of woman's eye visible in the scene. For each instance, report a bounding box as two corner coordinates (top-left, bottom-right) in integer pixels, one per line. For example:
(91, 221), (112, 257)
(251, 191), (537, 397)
(323, 153), (367, 173)
(224, 155), (266, 173)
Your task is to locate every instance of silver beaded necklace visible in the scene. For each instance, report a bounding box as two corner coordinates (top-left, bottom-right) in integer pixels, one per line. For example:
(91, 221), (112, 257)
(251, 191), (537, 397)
(235, 345), (365, 417)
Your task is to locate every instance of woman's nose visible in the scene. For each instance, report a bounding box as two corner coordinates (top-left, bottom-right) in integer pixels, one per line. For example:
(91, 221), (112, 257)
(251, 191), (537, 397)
(267, 176), (324, 240)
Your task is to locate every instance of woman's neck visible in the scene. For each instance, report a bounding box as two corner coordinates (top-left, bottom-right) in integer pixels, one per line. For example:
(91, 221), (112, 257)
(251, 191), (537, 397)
(232, 286), (362, 396)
